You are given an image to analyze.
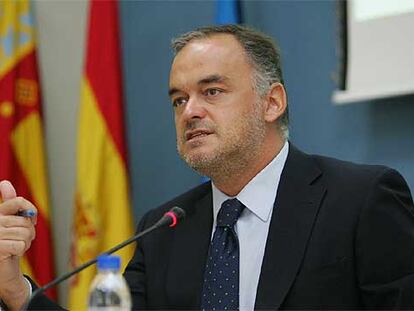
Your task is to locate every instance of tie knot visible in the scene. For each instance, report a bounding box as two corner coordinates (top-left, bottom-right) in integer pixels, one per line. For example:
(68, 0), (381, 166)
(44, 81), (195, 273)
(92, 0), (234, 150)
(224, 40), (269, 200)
(217, 198), (245, 227)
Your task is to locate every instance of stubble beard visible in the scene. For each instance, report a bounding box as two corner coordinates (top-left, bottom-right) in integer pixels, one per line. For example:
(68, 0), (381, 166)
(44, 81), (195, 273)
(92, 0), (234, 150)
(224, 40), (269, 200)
(178, 102), (266, 184)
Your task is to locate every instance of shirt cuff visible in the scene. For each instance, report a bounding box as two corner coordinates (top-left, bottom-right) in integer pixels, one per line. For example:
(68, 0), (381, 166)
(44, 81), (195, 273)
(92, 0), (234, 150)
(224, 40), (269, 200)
(25, 276), (33, 297)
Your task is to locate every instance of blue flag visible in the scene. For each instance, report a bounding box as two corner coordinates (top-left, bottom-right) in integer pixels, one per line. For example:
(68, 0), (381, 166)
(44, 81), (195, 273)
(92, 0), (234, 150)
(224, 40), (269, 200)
(216, 0), (242, 24)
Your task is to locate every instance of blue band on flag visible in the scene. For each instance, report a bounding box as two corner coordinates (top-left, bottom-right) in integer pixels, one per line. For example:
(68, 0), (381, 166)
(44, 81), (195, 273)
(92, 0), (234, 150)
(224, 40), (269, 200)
(216, 0), (241, 24)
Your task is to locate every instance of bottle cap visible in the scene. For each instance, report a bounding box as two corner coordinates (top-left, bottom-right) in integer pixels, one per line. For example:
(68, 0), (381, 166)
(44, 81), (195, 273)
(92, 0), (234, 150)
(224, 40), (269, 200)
(97, 255), (121, 270)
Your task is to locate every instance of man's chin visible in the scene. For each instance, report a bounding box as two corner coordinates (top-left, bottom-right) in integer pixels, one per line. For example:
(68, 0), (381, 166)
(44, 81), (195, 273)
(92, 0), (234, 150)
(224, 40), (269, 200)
(182, 152), (217, 174)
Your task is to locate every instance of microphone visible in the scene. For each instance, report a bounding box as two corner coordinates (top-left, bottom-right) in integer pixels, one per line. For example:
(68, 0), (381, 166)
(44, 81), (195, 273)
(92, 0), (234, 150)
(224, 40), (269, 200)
(153, 206), (185, 228)
(25, 206), (185, 309)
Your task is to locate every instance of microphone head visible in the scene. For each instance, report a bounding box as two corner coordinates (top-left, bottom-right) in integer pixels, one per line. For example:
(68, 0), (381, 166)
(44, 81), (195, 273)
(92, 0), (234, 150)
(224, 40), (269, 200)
(157, 206), (186, 228)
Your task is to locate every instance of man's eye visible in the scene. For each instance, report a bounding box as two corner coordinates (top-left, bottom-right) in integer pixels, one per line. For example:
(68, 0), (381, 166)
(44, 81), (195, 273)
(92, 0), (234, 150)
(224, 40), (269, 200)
(205, 88), (221, 96)
(172, 97), (187, 107)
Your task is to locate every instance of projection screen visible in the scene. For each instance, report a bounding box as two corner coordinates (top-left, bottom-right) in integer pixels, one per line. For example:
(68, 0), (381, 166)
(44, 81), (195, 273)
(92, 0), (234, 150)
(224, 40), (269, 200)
(333, 0), (414, 104)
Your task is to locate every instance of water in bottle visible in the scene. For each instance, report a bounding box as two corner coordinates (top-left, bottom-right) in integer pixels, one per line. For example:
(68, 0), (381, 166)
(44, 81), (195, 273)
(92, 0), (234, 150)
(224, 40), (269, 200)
(88, 255), (131, 311)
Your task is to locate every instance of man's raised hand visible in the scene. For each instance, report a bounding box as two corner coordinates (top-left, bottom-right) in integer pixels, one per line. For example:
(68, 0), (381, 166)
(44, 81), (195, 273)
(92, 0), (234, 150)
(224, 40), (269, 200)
(0, 180), (37, 310)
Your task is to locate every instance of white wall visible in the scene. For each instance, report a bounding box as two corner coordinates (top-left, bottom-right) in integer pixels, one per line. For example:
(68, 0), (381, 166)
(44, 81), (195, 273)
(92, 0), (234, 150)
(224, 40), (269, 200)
(33, 0), (87, 306)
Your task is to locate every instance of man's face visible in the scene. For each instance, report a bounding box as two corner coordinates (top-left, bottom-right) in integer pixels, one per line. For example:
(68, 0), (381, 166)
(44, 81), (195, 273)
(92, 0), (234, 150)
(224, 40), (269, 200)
(169, 34), (267, 178)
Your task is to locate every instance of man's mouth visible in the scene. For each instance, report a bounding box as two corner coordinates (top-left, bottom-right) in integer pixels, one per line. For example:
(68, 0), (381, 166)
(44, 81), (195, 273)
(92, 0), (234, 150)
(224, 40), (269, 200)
(185, 129), (213, 142)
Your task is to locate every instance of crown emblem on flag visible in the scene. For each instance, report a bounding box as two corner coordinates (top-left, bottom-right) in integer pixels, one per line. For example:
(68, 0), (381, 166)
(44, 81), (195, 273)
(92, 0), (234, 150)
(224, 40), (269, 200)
(16, 78), (37, 106)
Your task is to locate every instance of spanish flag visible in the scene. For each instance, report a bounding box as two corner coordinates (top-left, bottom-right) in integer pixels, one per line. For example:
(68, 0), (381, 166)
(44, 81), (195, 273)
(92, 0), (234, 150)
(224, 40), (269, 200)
(0, 0), (56, 299)
(68, 0), (134, 309)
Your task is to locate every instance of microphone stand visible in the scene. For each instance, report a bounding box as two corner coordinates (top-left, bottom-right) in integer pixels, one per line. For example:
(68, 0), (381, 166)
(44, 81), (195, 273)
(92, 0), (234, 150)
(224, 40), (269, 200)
(24, 207), (184, 310)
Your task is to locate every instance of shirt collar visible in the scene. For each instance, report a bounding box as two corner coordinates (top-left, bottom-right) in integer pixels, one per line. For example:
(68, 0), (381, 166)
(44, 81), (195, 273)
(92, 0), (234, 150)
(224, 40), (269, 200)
(212, 140), (289, 223)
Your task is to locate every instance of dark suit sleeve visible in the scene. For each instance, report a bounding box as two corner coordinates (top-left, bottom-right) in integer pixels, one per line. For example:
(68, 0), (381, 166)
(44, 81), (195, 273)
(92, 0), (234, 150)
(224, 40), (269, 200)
(123, 212), (151, 310)
(356, 168), (414, 309)
(24, 276), (66, 310)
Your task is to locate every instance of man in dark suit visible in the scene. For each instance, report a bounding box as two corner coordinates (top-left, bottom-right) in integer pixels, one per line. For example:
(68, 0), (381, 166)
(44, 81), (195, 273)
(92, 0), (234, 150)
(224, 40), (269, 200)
(0, 24), (414, 310)
(125, 24), (414, 309)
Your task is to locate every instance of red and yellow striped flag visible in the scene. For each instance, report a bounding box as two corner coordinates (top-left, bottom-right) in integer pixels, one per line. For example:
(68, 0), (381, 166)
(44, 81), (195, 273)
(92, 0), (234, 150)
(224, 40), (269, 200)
(69, 0), (134, 309)
(0, 0), (56, 299)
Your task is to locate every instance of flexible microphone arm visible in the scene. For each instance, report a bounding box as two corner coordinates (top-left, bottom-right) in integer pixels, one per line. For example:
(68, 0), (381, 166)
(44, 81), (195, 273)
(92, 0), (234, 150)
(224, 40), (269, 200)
(25, 206), (185, 309)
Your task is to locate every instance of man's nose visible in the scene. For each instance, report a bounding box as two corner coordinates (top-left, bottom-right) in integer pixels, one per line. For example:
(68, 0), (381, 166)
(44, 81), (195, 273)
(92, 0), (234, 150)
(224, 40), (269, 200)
(182, 96), (207, 120)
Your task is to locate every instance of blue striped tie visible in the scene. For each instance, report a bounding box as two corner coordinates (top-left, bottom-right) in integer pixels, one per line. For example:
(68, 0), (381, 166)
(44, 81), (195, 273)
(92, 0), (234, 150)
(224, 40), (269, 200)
(201, 198), (245, 310)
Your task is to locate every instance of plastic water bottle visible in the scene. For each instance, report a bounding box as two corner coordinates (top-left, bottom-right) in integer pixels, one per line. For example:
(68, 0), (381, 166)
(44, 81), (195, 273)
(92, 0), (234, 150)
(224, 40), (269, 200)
(88, 255), (132, 311)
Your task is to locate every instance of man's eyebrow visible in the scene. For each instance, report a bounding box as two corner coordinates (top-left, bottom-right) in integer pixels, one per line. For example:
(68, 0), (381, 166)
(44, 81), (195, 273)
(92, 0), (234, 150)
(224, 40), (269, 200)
(198, 74), (228, 85)
(168, 87), (180, 97)
(168, 74), (228, 97)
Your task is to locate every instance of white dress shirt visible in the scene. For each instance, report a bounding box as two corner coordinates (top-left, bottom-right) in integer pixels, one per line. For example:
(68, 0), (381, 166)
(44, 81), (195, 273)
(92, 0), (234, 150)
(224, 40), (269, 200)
(211, 141), (289, 310)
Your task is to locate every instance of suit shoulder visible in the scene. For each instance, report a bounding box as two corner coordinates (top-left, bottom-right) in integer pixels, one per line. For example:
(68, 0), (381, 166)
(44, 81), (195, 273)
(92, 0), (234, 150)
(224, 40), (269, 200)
(288, 144), (400, 186)
(308, 153), (412, 197)
(311, 153), (393, 180)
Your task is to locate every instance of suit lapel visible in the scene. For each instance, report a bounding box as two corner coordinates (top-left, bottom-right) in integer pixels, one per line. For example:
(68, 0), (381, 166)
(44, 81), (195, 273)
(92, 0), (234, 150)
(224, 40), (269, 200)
(255, 145), (327, 310)
(166, 185), (213, 308)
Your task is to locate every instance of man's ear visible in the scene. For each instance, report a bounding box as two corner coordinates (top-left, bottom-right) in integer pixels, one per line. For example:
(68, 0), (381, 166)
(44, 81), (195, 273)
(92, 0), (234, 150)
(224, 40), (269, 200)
(263, 82), (287, 123)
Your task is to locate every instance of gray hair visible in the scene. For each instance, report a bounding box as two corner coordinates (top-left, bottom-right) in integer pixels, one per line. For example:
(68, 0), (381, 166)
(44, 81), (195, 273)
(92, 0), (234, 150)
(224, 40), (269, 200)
(171, 24), (289, 138)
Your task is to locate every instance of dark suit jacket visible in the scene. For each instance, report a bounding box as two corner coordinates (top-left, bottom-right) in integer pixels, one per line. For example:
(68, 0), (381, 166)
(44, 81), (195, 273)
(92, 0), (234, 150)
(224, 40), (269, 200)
(28, 145), (414, 310)
(124, 145), (414, 310)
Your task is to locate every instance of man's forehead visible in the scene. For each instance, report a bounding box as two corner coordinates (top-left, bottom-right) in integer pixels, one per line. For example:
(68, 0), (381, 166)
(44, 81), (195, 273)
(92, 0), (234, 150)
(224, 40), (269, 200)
(170, 35), (248, 77)
(169, 34), (253, 91)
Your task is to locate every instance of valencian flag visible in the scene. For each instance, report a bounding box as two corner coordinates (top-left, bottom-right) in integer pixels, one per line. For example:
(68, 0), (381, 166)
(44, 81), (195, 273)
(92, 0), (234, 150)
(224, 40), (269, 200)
(0, 0), (56, 299)
(68, 0), (134, 309)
